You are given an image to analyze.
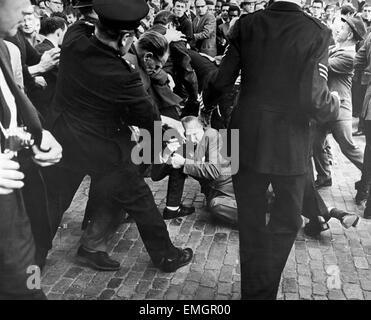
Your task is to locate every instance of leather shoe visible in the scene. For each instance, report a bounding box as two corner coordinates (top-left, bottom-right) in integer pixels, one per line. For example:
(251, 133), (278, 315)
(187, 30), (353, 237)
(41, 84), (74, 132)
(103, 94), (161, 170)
(329, 208), (359, 228)
(314, 178), (332, 189)
(304, 219), (329, 238)
(158, 248), (193, 272)
(76, 246), (120, 271)
(163, 205), (195, 220)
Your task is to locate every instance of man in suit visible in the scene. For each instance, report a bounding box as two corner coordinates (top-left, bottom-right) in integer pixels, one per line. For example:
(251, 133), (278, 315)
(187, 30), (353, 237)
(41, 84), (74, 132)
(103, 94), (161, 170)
(0, 0), (62, 299)
(42, 0), (193, 272)
(204, 0), (340, 299)
(313, 16), (366, 189)
(32, 17), (67, 118)
(167, 116), (238, 225)
(192, 0), (217, 57)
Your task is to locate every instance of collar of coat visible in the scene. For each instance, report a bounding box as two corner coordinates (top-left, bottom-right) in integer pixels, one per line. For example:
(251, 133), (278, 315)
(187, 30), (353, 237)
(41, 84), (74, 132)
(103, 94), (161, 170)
(268, 1), (302, 12)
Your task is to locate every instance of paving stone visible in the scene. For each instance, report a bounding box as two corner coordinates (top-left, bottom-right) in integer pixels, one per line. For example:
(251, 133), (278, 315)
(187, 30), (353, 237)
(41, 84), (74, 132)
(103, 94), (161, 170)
(135, 280), (152, 294)
(51, 278), (74, 294)
(98, 289), (115, 300)
(107, 278), (123, 289)
(343, 283), (364, 300)
(298, 286), (312, 300)
(354, 257), (369, 269)
(328, 290), (346, 300)
(63, 267), (84, 279)
(152, 278), (170, 291)
(195, 286), (216, 300)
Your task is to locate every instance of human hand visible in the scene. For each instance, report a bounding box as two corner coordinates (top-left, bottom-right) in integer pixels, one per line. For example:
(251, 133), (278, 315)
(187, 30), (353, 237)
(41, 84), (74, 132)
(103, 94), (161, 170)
(0, 152), (24, 194)
(164, 29), (186, 43)
(171, 153), (186, 169)
(331, 91), (340, 103)
(32, 130), (62, 167)
(168, 74), (175, 91)
(34, 76), (47, 89)
(162, 138), (181, 163)
(38, 48), (60, 73)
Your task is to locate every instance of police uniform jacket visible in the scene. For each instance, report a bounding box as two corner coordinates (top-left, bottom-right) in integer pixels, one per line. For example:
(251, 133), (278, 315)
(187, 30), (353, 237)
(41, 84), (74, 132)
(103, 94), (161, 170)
(47, 22), (161, 173)
(204, 2), (339, 176)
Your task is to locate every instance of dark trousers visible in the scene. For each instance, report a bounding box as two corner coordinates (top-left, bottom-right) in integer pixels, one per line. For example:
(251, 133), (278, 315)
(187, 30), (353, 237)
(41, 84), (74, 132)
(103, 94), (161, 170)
(232, 166), (305, 300)
(151, 163), (187, 207)
(302, 160), (331, 222)
(360, 120), (371, 194)
(42, 161), (178, 265)
(0, 191), (46, 300)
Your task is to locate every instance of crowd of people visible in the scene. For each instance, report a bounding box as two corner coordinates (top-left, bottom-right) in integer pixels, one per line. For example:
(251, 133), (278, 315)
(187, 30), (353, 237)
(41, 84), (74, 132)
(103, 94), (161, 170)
(0, 0), (371, 300)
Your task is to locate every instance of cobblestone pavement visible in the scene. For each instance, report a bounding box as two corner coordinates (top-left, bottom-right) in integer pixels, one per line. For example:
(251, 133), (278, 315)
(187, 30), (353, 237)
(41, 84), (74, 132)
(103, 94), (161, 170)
(41, 127), (371, 300)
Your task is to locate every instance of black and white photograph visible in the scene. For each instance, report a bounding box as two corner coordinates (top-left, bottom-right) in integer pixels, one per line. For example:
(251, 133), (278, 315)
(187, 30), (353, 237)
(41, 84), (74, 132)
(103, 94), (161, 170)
(0, 0), (371, 307)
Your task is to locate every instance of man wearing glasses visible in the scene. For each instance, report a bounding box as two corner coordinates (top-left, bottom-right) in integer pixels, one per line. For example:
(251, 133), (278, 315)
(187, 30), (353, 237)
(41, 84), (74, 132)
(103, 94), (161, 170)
(45, 0), (64, 16)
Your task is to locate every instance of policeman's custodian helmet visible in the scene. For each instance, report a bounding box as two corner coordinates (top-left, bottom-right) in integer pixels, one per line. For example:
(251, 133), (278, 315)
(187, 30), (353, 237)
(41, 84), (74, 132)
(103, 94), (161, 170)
(93, 0), (149, 30)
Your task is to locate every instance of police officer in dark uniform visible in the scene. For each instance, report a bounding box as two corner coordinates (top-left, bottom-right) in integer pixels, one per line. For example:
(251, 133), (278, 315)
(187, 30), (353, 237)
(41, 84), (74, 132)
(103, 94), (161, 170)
(42, 0), (193, 272)
(204, 0), (340, 299)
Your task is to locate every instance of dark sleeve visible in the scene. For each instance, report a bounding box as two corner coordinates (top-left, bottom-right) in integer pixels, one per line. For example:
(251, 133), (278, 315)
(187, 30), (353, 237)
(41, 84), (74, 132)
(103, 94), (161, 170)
(120, 70), (161, 130)
(203, 18), (241, 107)
(24, 36), (41, 66)
(183, 19), (194, 41)
(298, 28), (339, 123)
(62, 21), (95, 46)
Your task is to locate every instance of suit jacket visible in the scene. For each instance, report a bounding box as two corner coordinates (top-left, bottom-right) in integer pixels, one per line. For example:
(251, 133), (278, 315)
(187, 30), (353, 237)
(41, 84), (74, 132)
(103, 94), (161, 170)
(0, 39), (51, 253)
(183, 128), (235, 201)
(204, 2), (339, 176)
(327, 45), (355, 121)
(192, 12), (217, 57)
(47, 21), (160, 173)
(33, 38), (57, 119)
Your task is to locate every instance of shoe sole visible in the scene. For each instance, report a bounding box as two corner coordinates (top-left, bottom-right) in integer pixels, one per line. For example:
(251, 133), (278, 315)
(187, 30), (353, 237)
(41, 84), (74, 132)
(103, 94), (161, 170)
(76, 255), (121, 271)
(341, 215), (360, 229)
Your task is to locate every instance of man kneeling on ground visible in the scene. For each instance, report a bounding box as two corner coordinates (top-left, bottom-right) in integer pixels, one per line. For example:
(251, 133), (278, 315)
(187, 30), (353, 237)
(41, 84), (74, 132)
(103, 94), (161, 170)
(159, 116), (237, 225)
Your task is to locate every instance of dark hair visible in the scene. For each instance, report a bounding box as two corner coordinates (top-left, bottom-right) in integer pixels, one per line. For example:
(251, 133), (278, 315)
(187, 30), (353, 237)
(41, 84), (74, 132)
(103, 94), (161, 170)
(341, 4), (355, 15)
(50, 11), (68, 22)
(153, 10), (178, 26)
(206, 0), (214, 5)
(173, 0), (188, 5)
(79, 6), (94, 16)
(221, 2), (229, 7)
(137, 30), (169, 60)
(312, 0), (324, 6)
(229, 4), (240, 15)
(39, 17), (67, 35)
(64, 4), (78, 16)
